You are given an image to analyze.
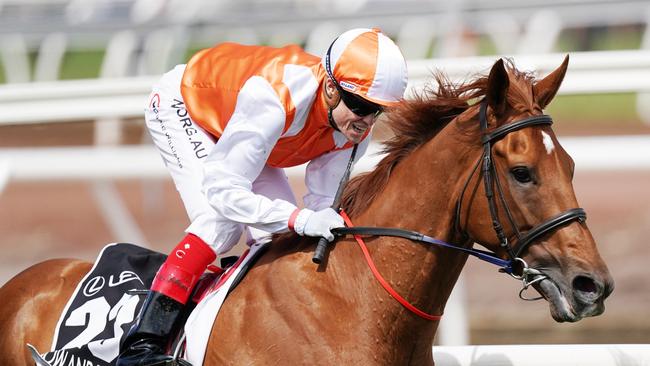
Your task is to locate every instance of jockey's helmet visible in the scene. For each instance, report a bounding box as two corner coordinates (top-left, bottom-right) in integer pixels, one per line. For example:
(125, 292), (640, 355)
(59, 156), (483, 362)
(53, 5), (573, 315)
(323, 28), (408, 107)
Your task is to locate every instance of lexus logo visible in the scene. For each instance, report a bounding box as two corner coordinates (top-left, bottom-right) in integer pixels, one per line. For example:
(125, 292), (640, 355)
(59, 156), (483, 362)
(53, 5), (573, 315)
(83, 276), (105, 297)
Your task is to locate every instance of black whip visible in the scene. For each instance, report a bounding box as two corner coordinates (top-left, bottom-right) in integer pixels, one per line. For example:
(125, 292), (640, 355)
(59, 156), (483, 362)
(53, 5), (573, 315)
(312, 143), (359, 264)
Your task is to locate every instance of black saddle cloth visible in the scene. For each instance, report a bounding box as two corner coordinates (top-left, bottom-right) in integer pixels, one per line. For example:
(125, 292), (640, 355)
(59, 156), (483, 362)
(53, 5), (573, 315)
(37, 243), (166, 366)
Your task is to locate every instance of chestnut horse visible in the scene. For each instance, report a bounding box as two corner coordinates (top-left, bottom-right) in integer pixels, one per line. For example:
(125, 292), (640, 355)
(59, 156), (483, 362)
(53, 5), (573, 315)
(0, 57), (613, 365)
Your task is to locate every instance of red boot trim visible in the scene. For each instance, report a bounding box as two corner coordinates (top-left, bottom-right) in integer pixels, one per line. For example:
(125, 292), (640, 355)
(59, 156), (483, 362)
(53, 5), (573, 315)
(151, 233), (217, 304)
(151, 263), (196, 304)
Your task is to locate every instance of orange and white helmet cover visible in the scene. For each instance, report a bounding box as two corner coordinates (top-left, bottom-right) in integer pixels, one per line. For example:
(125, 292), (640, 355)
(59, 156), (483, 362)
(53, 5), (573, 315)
(323, 28), (408, 106)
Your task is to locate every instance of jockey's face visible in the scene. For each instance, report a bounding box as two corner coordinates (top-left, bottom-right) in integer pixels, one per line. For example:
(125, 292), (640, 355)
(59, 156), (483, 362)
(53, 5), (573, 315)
(332, 101), (377, 143)
(326, 79), (379, 144)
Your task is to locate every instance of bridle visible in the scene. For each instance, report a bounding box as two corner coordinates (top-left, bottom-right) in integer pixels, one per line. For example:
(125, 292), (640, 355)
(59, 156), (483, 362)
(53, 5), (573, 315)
(457, 100), (586, 257)
(332, 99), (587, 301)
(454, 99), (587, 298)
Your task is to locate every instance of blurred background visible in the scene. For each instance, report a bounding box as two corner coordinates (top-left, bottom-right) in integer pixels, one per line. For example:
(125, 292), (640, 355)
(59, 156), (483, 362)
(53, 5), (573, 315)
(0, 0), (648, 350)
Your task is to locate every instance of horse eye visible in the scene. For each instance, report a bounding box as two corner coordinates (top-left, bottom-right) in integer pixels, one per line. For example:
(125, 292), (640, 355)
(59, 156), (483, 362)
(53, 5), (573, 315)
(511, 166), (532, 183)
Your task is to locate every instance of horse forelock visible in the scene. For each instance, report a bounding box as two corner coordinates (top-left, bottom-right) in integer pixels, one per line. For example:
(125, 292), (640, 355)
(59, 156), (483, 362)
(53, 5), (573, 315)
(340, 61), (539, 217)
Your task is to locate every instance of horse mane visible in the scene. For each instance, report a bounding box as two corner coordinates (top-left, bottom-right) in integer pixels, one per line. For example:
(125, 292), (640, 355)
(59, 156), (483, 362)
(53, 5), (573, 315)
(271, 60), (537, 248)
(340, 60), (537, 217)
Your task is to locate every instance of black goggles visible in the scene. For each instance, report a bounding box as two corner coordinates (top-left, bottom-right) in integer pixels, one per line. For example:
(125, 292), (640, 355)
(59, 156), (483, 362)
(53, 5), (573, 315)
(336, 85), (383, 117)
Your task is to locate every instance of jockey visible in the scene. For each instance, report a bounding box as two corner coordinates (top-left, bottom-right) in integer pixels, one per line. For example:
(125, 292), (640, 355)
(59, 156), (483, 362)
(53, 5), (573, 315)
(116, 28), (408, 366)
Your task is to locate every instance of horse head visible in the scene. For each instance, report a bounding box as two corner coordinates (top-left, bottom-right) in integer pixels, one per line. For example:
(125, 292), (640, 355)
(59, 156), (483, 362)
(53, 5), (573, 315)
(457, 56), (614, 322)
(340, 56), (613, 325)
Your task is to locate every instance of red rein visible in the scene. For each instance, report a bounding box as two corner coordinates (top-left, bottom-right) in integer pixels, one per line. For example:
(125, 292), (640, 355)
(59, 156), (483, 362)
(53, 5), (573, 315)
(339, 211), (442, 321)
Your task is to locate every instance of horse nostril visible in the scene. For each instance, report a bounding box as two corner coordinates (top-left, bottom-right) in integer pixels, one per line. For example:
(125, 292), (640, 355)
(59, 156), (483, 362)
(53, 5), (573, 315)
(572, 275), (601, 302)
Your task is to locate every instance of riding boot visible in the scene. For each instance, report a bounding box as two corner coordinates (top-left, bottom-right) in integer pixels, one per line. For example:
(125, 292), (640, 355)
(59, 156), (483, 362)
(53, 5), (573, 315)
(116, 291), (183, 366)
(116, 233), (217, 366)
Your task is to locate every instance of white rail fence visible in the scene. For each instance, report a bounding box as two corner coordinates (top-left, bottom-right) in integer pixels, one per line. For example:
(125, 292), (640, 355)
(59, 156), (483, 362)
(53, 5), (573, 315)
(4, 50), (650, 125)
(434, 344), (650, 366)
(1, 135), (649, 183)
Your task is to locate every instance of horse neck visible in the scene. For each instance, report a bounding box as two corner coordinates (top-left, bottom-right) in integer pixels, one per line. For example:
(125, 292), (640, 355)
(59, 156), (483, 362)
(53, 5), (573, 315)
(356, 120), (478, 248)
(344, 122), (478, 354)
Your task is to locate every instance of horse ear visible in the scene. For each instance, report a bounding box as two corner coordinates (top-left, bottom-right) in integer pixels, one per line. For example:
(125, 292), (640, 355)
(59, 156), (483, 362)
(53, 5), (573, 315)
(486, 58), (509, 116)
(534, 54), (569, 110)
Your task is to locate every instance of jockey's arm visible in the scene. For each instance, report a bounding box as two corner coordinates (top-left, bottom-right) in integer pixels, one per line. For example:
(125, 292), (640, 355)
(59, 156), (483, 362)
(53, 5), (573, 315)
(303, 133), (371, 211)
(203, 76), (297, 234)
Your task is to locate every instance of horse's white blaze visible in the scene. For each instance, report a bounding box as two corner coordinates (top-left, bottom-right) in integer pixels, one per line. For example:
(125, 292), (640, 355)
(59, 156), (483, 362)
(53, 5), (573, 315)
(541, 131), (555, 154)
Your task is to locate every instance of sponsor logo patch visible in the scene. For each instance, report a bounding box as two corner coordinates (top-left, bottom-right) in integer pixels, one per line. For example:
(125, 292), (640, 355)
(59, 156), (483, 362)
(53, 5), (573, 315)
(339, 80), (358, 93)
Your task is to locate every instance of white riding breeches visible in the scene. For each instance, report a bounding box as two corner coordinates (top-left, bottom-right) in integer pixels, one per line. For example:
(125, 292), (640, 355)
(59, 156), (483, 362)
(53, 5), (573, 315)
(144, 65), (297, 255)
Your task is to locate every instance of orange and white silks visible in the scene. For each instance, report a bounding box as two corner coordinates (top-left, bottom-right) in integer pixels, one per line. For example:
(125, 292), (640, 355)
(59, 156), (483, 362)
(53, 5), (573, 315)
(144, 44), (371, 254)
(181, 42), (363, 168)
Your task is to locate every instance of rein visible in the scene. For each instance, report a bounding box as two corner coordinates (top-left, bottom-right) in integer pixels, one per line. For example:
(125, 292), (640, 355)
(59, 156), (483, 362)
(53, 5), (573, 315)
(338, 211), (442, 321)
(329, 99), (589, 320)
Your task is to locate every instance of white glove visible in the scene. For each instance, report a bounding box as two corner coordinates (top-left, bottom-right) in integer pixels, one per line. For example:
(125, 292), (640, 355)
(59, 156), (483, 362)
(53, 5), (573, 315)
(293, 208), (344, 242)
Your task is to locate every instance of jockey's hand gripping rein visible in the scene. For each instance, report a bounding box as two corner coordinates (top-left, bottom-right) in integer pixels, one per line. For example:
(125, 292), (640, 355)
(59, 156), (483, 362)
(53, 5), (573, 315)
(312, 144), (358, 264)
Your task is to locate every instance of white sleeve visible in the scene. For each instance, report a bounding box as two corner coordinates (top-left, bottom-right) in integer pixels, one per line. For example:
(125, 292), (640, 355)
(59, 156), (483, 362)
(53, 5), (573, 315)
(203, 76), (297, 234)
(303, 131), (371, 211)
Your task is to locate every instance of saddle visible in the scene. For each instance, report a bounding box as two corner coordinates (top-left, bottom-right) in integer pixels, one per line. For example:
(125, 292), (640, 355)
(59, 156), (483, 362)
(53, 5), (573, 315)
(28, 242), (268, 366)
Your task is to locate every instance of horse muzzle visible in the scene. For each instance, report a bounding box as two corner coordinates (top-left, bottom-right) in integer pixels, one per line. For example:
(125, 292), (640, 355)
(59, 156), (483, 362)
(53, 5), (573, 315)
(534, 270), (614, 323)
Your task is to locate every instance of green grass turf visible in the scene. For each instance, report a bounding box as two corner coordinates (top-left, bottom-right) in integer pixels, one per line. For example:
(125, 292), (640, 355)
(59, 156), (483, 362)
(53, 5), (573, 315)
(547, 93), (640, 124)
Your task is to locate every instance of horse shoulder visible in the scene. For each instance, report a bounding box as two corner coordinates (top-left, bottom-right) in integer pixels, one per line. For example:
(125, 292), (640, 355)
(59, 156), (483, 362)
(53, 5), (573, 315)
(204, 246), (322, 364)
(0, 258), (92, 365)
(204, 242), (386, 364)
